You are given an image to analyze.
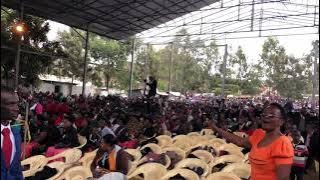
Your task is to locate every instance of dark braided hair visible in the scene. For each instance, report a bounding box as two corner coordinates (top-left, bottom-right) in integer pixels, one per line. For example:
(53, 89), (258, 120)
(268, 102), (287, 121)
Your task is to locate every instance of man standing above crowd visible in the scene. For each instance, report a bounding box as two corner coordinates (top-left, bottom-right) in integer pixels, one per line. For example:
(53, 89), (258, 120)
(1, 85), (23, 180)
(146, 76), (157, 98)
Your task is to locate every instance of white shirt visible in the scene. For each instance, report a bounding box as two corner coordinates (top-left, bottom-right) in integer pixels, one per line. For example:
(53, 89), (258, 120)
(101, 127), (116, 137)
(1, 124), (16, 163)
(112, 124), (120, 133)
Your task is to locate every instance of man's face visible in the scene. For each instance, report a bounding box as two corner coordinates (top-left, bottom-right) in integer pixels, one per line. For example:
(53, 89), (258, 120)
(292, 133), (301, 144)
(1, 91), (19, 124)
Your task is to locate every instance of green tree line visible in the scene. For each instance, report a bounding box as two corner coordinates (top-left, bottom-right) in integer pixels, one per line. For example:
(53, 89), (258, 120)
(1, 8), (318, 98)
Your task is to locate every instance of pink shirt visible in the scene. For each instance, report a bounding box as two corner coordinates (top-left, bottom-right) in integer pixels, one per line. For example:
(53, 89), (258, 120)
(35, 103), (43, 115)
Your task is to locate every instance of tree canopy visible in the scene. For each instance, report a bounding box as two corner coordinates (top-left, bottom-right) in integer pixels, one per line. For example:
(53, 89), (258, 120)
(1, 8), (317, 98)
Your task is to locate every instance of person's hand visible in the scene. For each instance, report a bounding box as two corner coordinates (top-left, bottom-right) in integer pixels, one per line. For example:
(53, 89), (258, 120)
(209, 120), (219, 131)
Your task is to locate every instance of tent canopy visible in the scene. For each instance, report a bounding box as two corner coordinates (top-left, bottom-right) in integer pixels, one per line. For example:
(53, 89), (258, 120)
(2, 0), (218, 40)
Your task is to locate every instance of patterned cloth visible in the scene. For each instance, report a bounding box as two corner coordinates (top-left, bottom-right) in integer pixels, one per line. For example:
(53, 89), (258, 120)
(292, 142), (309, 167)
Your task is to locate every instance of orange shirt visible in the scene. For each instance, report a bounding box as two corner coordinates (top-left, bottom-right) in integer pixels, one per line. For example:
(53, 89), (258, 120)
(108, 150), (116, 171)
(249, 129), (294, 180)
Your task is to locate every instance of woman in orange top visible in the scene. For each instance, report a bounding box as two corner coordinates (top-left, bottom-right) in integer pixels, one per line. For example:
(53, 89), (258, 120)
(91, 134), (130, 178)
(210, 103), (294, 180)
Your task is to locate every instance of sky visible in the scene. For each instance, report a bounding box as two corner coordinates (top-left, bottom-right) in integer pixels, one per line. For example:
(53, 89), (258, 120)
(46, 0), (319, 65)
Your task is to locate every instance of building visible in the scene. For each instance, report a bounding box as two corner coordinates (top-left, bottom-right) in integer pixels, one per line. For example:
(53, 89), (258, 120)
(35, 74), (96, 96)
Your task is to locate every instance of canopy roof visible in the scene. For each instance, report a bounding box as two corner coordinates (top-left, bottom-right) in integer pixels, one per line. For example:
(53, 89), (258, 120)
(2, 0), (218, 40)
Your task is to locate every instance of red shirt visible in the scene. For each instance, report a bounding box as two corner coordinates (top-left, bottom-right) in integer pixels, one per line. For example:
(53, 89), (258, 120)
(46, 102), (58, 114)
(75, 118), (85, 129)
(57, 103), (70, 115)
(54, 116), (63, 126)
(119, 140), (138, 149)
(246, 129), (255, 136)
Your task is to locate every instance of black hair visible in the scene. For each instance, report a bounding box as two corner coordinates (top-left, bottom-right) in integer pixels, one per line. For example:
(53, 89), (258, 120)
(140, 147), (152, 156)
(102, 134), (118, 146)
(268, 102), (287, 121)
(1, 84), (17, 120)
(291, 130), (301, 136)
(63, 114), (75, 123)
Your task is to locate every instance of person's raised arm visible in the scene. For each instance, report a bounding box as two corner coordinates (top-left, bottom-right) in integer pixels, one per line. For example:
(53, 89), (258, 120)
(276, 164), (291, 180)
(210, 121), (251, 149)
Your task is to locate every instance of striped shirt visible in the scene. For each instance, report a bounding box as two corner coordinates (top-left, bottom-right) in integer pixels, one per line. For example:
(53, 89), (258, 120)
(292, 142), (309, 167)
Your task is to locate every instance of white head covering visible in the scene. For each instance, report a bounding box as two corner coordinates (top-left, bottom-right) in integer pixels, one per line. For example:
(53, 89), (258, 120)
(98, 172), (127, 180)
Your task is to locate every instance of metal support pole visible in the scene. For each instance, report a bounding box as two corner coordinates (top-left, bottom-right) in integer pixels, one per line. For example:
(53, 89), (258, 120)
(314, 6), (317, 26)
(238, 0), (241, 21)
(221, 44), (228, 98)
(251, 0), (255, 31)
(145, 44), (150, 79)
(311, 41), (319, 109)
(22, 101), (29, 160)
(200, 17), (203, 35)
(259, 7), (264, 37)
(211, 25), (214, 39)
(168, 43), (173, 92)
(82, 27), (90, 96)
(14, 1), (24, 91)
(128, 38), (135, 97)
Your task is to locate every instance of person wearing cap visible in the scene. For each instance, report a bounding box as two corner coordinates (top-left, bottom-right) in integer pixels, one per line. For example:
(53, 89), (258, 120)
(210, 103), (294, 180)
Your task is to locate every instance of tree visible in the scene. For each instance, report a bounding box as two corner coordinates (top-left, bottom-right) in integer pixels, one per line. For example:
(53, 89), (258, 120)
(55, 29), (85, 79)
(231, 46), (248, 83)
(259, 37), (312, 99)
(90, 35), (129, 90)
(1, 8), (64, 87)
(241, 64), (263, 95)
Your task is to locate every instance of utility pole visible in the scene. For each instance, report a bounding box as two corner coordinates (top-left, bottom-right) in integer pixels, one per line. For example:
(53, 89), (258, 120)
(311, 40), (319, 109)
(251, 0), (255, 31)
(168, 43), (173, 92)
(82, 27), (90, 96)
(221, 44), (228, 98)
(145, 44), (150, 79)
(14, 0), (24, 91)
(128, 38), (135, 97)
(259, 7), (264, 37)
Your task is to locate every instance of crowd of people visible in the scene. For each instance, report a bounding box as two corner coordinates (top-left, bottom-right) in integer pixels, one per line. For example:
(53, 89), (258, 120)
(1, 84), (319, 180)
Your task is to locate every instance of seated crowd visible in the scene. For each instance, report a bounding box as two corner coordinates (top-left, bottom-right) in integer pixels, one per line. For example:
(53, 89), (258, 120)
(17, 91), (319, 180)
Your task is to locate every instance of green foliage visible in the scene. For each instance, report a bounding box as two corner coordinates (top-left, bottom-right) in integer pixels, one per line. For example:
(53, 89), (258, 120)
(2, 10), (311, 98)
(1, 7), (64, 86)
(132, 28), (262, 95)
(52, 29), (85, 78)
(259, 37), (313, 99)
(55, 29), (130, 89)
(90, 35), (129, 90)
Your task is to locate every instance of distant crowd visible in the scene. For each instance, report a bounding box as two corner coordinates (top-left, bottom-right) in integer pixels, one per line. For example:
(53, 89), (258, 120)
(10, 91), (319, 179)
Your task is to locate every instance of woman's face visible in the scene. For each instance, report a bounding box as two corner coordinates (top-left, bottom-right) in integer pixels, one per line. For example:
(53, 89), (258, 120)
(63, 119), (72, 128)
(261, 106), (283, 132)
(100, 141), (111, 151)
